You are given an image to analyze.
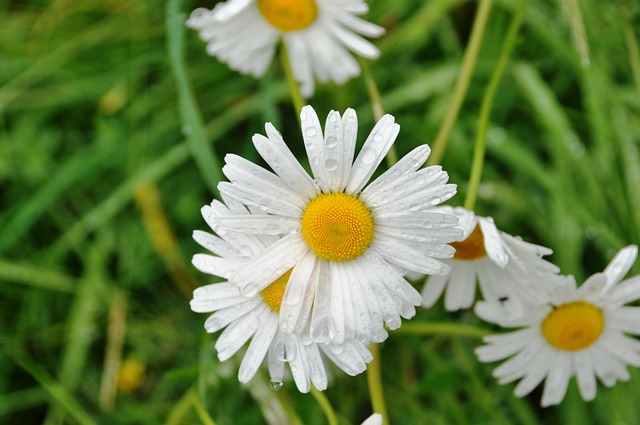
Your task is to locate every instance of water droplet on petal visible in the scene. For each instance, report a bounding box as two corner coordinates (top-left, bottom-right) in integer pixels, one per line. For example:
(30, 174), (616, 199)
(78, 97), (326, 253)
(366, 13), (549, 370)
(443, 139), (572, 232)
(361, 148), (377, 165)
(270, 381), (283, 391)
(373, 133), (383, 142)
(305, 127), (317, 137)
(325, 158), (339, 171)
(325, 136), (338, 148)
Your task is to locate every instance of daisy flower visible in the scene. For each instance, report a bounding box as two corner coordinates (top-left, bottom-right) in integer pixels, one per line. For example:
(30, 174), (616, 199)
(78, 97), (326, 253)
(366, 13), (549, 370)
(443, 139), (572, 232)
(186, 0), (384, 97)
(421, 207), (559, 312)
(192, 193), (372, 392)
(215, 105), (462, 345)
(475, 245), (640, 406)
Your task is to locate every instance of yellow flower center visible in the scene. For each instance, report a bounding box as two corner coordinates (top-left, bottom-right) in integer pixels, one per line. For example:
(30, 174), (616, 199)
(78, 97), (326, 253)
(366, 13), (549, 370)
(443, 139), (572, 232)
(451, 224), (487, 260)
(301, 193), (374, 262)
(258, 0), (318, 32)
(541, 302), (604, 351)
(260, 269), (293, 312)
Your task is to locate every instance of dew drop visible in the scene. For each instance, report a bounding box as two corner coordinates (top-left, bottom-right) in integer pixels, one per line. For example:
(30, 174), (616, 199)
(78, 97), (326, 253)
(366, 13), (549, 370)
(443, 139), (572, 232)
(325, 158), (339, 171)
(372, 133), (383, 142)
(270, 381), (283, 391)
(361, 148), (377, 165)
(305, 127), (318, 137)
(325, 136), (338, 148)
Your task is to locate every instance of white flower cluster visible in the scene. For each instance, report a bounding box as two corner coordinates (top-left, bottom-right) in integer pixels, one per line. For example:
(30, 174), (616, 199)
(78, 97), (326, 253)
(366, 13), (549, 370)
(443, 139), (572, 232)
(422, 208), (640, 407)
(191, 105), (462, 392)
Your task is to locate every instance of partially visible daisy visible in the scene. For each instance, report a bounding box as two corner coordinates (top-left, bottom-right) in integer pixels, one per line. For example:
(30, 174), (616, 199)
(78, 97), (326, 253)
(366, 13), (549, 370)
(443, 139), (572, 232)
(187, 0), (384, 97)
(421, 207), (559, 312)
(360, 413), (382, 425)
(475, 245), (640, 407)
(192, 193), (372, 392)
(215, 105), (462, 344)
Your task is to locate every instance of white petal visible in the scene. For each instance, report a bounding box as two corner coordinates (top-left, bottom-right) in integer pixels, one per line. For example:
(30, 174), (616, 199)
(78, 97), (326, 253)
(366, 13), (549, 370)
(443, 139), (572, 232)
(301, 106), (329, 190)
(444, 265), (477, 311)
(215, 308), (261, 361)
(193, 230), (239, 258)
(321, 110), (346, 192)
(604, 245), (638, 290)
(421, 274), (449, 308)
(364, 250), (422, 305)
(215, 215), (300, 236)
(574, 350), (597, 401)
(478, 217), (508, 267)
(540, 352), (572, 407)
(230, 234), (308, 296)
(279, 252), (317, 333)
(252, 129), (318, 199)
(303, 343), (328, 390)
(238, 311), (279, 383)
(371, 239), (450, 276)
(310, 260), (334, 343)
(364, 145), (432, 196)
(204, 298), (262, 333)
(360, 413), (383, 425)
(339, 108), (358, 190)
(346, 115), (399, 194)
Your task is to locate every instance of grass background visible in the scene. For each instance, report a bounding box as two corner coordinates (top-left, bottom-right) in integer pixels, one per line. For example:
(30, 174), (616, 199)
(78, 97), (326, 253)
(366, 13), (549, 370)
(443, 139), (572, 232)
(1, 0), (640, 423)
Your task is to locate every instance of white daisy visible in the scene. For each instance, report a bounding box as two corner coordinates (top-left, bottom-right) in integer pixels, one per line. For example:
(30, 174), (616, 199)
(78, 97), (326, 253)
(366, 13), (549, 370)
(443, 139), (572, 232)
(215, 105), (462, 345)
(421, 207), (559, 312)
(186, 0), (384, 97)
(192, 193), (372, 392)
(475, 245), (640, 407)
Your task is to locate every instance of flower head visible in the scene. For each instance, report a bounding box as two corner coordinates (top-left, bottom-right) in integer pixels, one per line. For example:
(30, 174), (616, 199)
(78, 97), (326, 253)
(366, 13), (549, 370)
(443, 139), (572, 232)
(475, 245), (640, 406)
(215, 105), (462, 344)
(192, 193), (372, 392)
(187, 0), (384, 97)
(421, 207), (559, 312)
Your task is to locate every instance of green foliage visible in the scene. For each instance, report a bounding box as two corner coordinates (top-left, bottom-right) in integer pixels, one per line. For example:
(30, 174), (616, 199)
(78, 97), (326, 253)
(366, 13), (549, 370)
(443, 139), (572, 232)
(1, 0), (639, 423)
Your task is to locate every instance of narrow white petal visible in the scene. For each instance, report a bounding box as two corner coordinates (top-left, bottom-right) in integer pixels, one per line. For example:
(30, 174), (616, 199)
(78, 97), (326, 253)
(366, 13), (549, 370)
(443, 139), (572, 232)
(218, 182), (302, 217)
(287, 339), (311, 393)
(303, 343), (328, 390)
(252, 130), (318, 199)
(363, 250), (422, 305)
(268, 331), (286, 383)
(478, 217), (508, 267)
(364, 145), (431, 196)
(346, 115), (399, 194)
(603, 245), (638, 290)
(310, 261), (334, 343)
(238, 311), (279, 383)
(320, 110), (346, 192)
(215, 215), (300, 236)
(611, 276), (640, 306)
(371, 239), (450, 276)
(192, 254), (242, 279)
(513, 348), (554, 397)
(204, 298), (262, 333)
(444, 265), (477, 311)
(360, 413), (383, 425)
(279, 252), (317, 333)
(215, 308), (261, 361)
(340, 108), (358, 190)
(421, 274), (449, 308)
(193, 230), (239, 258)
(574, 350), (597, 401)
(230, 234), (308, 296)
(301, 106), (329, 189)
(541, 352), (572, 407)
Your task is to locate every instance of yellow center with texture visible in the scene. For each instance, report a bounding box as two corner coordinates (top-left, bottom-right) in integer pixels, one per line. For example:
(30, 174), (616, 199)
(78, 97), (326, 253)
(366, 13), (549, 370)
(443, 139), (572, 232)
(451, 224), (487, 260)
(260, 269), (293, 312)
(541, 301), (604, 351)
(301, 193), (374, 262)
(258, 0), (318, 32)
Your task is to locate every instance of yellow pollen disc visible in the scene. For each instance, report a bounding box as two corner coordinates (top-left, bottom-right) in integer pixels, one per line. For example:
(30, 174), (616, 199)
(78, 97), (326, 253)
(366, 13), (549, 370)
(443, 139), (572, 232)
(260, 269), (293, 313)
(541, 301), (604, 351)
(301, 193), (374, 262)
(451, 224), (487, 260)
(258, 0), (318, 32)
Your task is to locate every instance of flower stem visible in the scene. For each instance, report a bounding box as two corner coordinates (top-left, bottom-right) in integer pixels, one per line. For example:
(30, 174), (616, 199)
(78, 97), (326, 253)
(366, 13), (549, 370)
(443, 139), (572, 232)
(464, 0), (527, 211)
(393, 322), (491, 338)
(280, 45), (305, 119)
(366, 343), (389, 425)
(427, 0), (493, 166)
(359, 58), (398, 166)
(310, 387), (338, 425)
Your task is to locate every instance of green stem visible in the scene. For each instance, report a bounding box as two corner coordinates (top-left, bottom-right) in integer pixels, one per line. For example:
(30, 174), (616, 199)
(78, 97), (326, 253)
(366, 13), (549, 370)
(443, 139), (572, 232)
(427, 0), (494, 166)
(192, 389), (217, 425)
(622, 0), (640, 99)
(366, 343), (389, 425)
(359, 58), (398, 166)
(310, 387), (338, 425)
(393, 322), (490, 338)
(464, 0), (527, 211)
(166, 0), (222, 196)
(280, 45), (305, 119)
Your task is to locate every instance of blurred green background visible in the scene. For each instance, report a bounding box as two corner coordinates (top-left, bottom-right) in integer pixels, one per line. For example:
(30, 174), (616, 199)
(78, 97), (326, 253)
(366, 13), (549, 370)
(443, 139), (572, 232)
(2, 0), (640, 423)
